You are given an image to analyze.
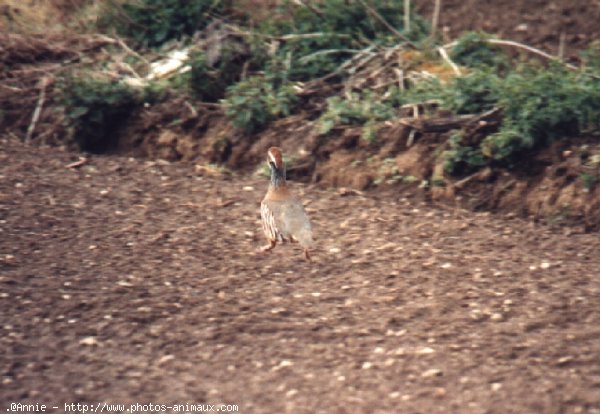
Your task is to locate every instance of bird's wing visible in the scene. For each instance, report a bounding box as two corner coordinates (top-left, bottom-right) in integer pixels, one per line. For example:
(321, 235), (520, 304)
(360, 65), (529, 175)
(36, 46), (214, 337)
(265, 199), (313, 246)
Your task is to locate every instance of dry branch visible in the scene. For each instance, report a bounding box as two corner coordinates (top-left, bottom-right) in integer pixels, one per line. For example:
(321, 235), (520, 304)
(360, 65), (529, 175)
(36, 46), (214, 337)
(437, 46), (461, 75)
(443, 38), (579, 71)
(404, 0), (411, 32)
(399, 107), (501, 133)
(431, 0), (441, 40)
(357, 0), (417, 48)
(25, 77), (50, 143)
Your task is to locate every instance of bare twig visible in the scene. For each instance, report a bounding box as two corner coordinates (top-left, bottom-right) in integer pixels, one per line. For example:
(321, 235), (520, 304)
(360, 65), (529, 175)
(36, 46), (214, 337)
(444, 38), (579, 70)
(195, 102), (222, 108)
(225, 24), (351, 42)
(406, 129), (417, 147)
(292, 0), (324, 19)
(299, 48), (362, 64)
(0, 84), (24, 92)
(184, 101), (198, 117)
(437, 46), (461, 75)
(431, 0), (442, 40)
(65, 157), (88, 169)
(25, 77), (50, 143)
(404, 0), (411, 32)
(558, 31), (566, 60)
(357, 0), (418, 48)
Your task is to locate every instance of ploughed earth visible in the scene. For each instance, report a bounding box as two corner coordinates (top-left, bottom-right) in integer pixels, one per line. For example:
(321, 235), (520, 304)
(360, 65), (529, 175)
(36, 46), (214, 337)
(2, 0), (600, 412)
(1, 136), (599, 413)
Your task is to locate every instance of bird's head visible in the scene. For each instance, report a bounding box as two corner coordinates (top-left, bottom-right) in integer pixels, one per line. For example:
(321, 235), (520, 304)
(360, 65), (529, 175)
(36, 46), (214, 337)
(267, 147), (286, 185)
(267, 147), (285, 172)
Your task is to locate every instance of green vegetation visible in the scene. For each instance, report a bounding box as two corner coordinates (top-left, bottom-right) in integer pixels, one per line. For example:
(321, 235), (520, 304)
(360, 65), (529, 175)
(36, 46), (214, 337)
(438, 64), (600, 173)
(61, 76), (144, 152)
(318, 92), (395, 141)
(223, 75), (298, 133)
(61, 2), (600, 174)
(100, 0), (234, 47)
(450, 32), (508, 70)
(189, 44), (248, 102)
(260, 0), (429, 80)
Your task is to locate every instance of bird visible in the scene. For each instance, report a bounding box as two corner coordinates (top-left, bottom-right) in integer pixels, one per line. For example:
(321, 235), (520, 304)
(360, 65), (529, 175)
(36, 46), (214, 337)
(260, 147), (314, 261)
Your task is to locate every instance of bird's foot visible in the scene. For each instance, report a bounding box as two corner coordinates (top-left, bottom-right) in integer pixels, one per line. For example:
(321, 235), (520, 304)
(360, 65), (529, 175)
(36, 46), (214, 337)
(304, 248), (312, 262)
(259, 240), (276, 254)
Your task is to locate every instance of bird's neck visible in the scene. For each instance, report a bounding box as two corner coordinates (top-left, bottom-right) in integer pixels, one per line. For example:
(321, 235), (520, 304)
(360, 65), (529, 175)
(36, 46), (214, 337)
(270, 167), (286, 189)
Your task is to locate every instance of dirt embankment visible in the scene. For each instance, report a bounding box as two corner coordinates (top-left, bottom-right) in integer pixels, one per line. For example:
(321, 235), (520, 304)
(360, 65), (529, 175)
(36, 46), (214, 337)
(1, 0), (600, 228)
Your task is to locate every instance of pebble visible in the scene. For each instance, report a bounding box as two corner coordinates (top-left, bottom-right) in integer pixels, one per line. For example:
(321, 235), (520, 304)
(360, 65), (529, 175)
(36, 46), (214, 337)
(434, 387), (447, 397)
(421, 368), (442, 378)
(490, 313), (503, 321)
(415, 347), (435, 355)
(79, 336), (98, 346)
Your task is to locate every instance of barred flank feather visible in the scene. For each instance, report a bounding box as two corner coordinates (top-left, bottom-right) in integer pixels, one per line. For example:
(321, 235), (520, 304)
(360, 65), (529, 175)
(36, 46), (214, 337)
(261, 201), (282, 242)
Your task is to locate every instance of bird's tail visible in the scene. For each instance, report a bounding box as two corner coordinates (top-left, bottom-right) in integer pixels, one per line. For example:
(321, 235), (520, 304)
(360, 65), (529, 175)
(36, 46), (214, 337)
(295, 228), (314, 249)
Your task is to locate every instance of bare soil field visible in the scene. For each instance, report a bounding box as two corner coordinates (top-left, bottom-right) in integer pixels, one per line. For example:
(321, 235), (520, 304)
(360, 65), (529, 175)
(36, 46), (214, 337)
(1, 136), (599, 413)
(2, 1), (600, 413)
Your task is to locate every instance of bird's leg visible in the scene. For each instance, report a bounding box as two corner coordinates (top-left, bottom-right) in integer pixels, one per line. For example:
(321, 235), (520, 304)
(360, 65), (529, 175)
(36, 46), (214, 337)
(303, 248), (312, 262)
(260, 239), (276, 253)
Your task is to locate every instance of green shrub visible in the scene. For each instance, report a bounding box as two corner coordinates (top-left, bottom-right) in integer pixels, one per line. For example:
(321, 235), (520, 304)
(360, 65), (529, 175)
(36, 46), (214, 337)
(190, 44), (248, 102)
(450, 32), (508, 70)
(442, 131), (487, 174)
(101, 0), (233, 47)
(438, 64), (600, 170)
(223, 75), (298, 133)
(317, 92), (395, 140)
(581, 42), (600, 73)
(581, 173), (599, 191)
(441, 69), (501, 114)
(61, 77), (143, 152)
(259, 0), (430, 80)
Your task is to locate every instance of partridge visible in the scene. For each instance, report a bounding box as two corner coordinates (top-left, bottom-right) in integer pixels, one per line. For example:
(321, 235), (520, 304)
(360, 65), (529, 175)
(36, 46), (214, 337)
(260, 147), (314, 261)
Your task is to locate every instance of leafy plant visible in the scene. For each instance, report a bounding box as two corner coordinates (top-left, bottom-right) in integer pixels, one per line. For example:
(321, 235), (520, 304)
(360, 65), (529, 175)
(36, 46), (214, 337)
(317, 92), (395, 140)
(430, 64), (600, 171)
(190, 44), (248, 102)
(61, 76), (143, 152)
(100, 0), (233, 48)
(259, 0), (430, 80)
(581, 173), (599, 191)
(442, 131), (486, 175)
(223, 75), (298, 133)
(450, 32), (508, 70)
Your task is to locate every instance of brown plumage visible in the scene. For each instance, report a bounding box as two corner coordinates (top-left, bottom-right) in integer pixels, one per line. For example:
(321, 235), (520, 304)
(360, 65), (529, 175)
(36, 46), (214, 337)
(260, 147), (314, 261)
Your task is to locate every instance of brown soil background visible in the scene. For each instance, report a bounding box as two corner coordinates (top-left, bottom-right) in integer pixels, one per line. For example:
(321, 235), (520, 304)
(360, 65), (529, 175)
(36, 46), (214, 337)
(2, 1), (600, 413)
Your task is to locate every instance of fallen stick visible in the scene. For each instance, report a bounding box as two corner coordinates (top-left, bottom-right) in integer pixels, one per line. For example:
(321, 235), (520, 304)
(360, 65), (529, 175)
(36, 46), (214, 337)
(25, 77), (50, 143)
(65, 157), (88, 169)
(431, 0), (441, 40)
(437, 46), (461, 75)
(443, 38), (578, 71)
(404, 0), (411, 32)
(357, 0), (417, 49)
